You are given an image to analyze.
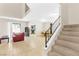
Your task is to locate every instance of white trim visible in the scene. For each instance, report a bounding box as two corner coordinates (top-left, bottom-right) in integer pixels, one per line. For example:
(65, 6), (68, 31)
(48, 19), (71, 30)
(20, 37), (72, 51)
(0, 16), (29, 22)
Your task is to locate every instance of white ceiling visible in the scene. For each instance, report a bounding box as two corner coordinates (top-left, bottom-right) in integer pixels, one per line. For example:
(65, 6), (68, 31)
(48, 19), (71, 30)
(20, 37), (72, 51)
(23, 3), (60, 22)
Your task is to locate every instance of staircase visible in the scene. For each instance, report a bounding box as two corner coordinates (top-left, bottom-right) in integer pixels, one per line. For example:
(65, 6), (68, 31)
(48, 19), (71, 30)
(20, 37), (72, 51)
(48, 24), (79, 56)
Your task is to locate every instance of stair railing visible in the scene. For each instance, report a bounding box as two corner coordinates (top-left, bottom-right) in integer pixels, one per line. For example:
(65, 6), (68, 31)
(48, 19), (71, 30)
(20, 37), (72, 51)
(45, 16), (61, 47)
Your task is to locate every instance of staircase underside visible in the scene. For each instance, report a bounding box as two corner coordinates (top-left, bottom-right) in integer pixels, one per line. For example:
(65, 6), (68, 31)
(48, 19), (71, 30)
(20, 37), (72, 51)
(48, 24), (79, 56)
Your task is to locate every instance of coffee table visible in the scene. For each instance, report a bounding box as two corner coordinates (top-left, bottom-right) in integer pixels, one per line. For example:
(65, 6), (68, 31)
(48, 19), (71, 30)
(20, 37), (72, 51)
(0, 36), (9, 44)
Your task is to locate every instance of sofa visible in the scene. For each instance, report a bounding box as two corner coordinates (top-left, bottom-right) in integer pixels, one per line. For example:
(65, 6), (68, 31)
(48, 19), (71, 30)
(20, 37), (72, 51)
(13, 32), (24, 42)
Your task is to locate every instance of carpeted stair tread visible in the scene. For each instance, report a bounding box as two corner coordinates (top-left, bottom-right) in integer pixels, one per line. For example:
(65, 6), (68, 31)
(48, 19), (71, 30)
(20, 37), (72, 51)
(52, 45), (79, 56)
(48, 51), (62, 56)
(56, 39), (79, 52)
(59, 35), (79, 43)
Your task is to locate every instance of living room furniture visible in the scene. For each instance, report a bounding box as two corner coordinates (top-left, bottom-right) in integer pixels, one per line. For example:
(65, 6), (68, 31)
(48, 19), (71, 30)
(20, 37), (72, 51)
(0, 40), (1, 44)
(13, 32), (24, 42)
(0, 36), (9, 44)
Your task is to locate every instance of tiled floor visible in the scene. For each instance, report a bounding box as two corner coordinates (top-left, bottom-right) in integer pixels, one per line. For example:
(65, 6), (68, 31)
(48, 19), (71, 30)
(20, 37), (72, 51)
(0, 34), (45, 56)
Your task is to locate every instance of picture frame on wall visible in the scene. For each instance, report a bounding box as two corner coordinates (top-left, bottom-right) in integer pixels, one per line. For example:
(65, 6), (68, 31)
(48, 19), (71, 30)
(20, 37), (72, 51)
(31, 25), (36, 34)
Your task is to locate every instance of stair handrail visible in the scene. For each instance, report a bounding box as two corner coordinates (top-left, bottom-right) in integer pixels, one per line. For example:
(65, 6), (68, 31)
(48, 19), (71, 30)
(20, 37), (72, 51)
(45, 16), (61, 47)
(45, 16), (60, 33)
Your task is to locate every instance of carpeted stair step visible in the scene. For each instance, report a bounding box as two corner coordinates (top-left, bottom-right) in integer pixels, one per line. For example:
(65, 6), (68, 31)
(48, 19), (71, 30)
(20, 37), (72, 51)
(61, 31), (79, 36)
(59, 35), (79, 43)
(52, 45), (79, 56)
(56, 39), (79, 52)
(48, 51), (62, 56)
(62, 27), (79, 32)
(64, 24), (79, 28)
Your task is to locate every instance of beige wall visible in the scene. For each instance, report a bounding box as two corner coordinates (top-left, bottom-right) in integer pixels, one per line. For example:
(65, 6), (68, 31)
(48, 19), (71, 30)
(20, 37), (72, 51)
(61, 3), (79, 25)
(0, 3), (25, 18)
(68, 3), (79, 24)
(0, 20), (28, 37)
(0, 20), (8, 37)
(0, 3), (29, 37)
(61, 4), (69, 25)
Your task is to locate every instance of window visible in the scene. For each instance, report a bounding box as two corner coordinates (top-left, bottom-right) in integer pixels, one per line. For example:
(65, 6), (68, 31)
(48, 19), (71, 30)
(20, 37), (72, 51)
(12, 23), (21, 33)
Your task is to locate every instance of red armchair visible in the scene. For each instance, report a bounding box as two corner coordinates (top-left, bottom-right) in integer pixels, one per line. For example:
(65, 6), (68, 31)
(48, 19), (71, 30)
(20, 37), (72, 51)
(13, 32), (24, 42)
(0, 40), (1, 44)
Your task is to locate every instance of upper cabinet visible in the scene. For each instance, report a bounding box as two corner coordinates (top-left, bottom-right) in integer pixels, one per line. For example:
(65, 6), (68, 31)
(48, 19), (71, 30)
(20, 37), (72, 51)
(0, 3), (29, 19)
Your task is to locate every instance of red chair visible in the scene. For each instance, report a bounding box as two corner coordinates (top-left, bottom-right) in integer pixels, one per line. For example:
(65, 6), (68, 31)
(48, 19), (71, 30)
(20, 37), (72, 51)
(0, 40), (1, 44)
(13, 33), (24, 42)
